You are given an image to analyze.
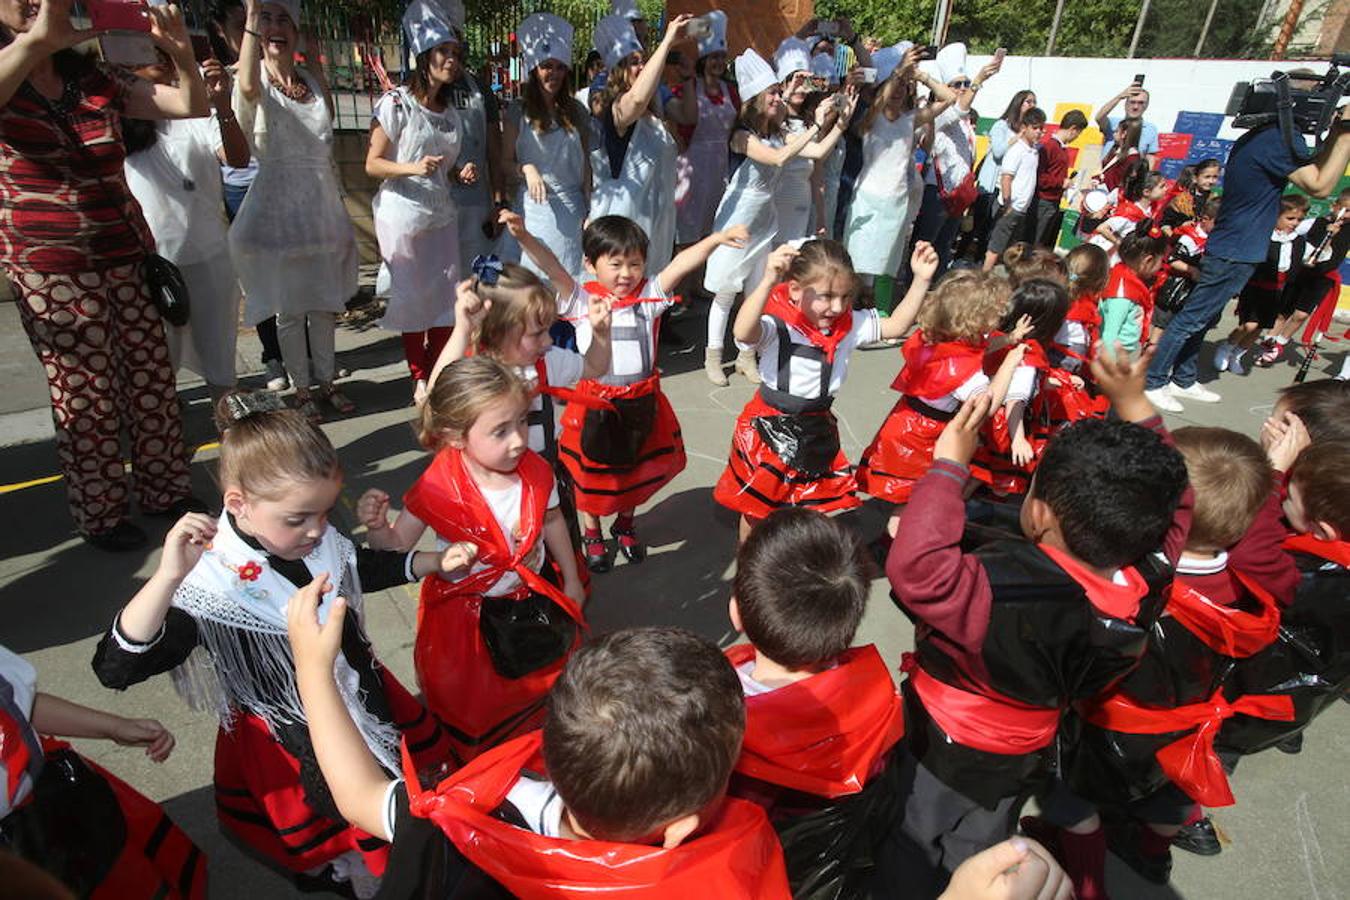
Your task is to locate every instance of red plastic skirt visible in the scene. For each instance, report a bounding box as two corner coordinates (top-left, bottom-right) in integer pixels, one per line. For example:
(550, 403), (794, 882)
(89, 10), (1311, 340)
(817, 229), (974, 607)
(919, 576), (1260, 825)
(713, 393), (860, 519)
(856, 398), (952, 504)
(558, 374), (686, 516)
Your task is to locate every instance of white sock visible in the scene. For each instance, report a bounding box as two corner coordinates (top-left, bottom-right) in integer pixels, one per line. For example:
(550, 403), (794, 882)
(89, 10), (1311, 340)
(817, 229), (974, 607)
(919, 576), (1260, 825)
(707, 291), (735, 351)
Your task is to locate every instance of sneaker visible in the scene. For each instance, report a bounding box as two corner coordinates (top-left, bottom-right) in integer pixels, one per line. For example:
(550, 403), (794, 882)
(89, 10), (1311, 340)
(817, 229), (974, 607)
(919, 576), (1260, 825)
(1255, 340), (1285, 368)
(1228, 349), (1247, 376)
(1170, 382), (1222, 403)
(264, 358), (289, 391)
(1212, 341), (1234, 373)
(1145, 386), (1184, 413)
(1171, 817), (1222, 857)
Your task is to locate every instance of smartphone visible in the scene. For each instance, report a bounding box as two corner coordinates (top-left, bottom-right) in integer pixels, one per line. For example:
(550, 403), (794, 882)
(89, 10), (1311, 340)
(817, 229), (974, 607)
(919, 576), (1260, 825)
(191, 33), (214, 62)
(859, 67), (877, 84)
(918, 45), (937, 61)
(100, 33), (157, 66)
(685, 14), (712, 40)
(1134, 73), (1146, 86)
(994, 47), (1007, 64)
(85, 0), (151, 32)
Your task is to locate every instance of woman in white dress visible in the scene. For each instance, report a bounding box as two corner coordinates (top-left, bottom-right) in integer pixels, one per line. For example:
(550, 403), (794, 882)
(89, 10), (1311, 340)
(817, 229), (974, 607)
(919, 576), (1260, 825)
(701, 49), (853, 385)
(588, 12), (690, 274)
(367, 0), (477, 404)
(124, 51), (249, 404)
(503, 13), (590, 280)
(843, 42), (954, 316)
(230, 0), (359, 421)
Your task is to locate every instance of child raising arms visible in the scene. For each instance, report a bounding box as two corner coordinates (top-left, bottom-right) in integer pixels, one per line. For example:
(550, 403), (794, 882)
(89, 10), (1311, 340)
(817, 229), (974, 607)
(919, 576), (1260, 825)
(713, 238), (938, 542)
(359, 357), (585, 762)
(93, 394), (457, 892)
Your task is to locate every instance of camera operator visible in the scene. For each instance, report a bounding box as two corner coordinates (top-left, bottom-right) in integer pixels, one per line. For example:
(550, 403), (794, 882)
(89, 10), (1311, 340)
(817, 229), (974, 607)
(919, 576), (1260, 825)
(1145, 78), (1350, 411)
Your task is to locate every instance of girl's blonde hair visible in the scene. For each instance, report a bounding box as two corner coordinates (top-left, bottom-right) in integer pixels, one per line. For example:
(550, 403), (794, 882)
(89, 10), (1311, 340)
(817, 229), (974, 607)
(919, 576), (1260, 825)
(861, 71), (916, 132)
(418, 356), (533, 450)
(916, 269), (1010, 344)
(738, 89), (782, 139)
(1064, 243), (1110, 301)
(785, 238), (858, 300)
(474, 262), (558, 355)
(214, 393), (340, 498)
(1002, 243), (1066, 289)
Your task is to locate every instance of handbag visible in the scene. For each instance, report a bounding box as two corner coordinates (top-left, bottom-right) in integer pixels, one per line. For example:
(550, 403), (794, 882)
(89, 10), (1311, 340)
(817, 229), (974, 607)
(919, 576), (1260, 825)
(934, 156), (979, 218)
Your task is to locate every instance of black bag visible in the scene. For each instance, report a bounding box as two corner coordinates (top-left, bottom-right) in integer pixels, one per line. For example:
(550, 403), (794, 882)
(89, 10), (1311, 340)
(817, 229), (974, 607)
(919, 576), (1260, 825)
(479, 592), (577, 679)
(753, 412), (841, 478)
(144, 253), (191, 326)
(1155, 274), (1194, 314)
(580, 393), (657, 467)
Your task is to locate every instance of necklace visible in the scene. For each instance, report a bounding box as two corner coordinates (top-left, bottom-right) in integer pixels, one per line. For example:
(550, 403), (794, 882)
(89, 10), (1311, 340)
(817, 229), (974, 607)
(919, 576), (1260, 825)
(267, 69), (313, 102)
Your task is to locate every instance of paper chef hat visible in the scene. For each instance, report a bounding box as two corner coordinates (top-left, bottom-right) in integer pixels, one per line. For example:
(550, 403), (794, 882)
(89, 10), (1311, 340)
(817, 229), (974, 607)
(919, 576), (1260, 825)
(594, 14), (643, 69)
(735, 48), (777, 103)
(936, 42), (969, 83)
(403, 0), (457, 57)
(696, 9), (728, 58)
(265, 0), (301, 24)
(611, 0), (643, 21)
(810, 52), (838, 85)
(873, 40), (913, 84)
(774, 36), (812, 82)
(433, 0), (464, 30)
(518, 13), (573, 71)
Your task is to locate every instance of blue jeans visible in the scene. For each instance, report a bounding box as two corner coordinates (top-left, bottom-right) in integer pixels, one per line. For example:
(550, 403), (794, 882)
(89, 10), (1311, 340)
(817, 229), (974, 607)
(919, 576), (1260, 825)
(1145, 255), (1255, 390)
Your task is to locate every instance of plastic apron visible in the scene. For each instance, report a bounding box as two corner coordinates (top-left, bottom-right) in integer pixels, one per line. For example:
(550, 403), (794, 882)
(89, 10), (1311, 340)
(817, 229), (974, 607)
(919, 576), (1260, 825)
(703, 135), (785, 295)
(447, 74), (494, 264)
(819, 141), (846, 240)
(843, 110), (916, 277)
(372, 87), (462, 332)
(229, 67), (358, 325)
(674, 80), (736, 244)
(774, 118), (816, 244)
(590, 113), (678, 273)
(510, 101), (587, 279)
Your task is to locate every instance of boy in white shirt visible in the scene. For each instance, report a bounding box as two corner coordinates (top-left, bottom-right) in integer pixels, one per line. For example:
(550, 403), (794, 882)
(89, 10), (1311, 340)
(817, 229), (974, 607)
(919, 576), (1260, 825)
(984, 107), (1048, 271)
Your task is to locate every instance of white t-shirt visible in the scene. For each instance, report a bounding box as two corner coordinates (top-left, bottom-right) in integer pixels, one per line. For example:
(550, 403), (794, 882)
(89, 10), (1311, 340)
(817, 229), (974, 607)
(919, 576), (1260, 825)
(558, 280), (675, 381)
(1005, 364), (1040, 405)
(1053, 320), (1091, 364)
(438, 473), (559, 597)
(999, 139), (1039, 213)
(917, 370), (992, 412)
(735, 309), (882, 397)
(518, 348), (585, 453)
(735, 659), (777, 697)
(924, 104), (975, 189)
(504, 775), (566, 838)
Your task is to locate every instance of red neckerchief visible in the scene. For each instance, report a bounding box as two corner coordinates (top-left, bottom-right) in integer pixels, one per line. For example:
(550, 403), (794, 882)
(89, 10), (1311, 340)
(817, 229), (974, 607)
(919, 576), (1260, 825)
(1167, 568), (1281, 658)
(1106, 262), (1155, 335)
(892, 331), (986, 397)
(403, 448), (582, 621)
(1039, 543), (1149, 623)
(1175, 221), (1208, 253)
(581, 279), (681, 311)
(0, 706), (34, 807)
(1113, 198), (1149, 222)
(764, 282), (855, 363)
(1281, 533), (1350, 567)
(726, 644), (904, 798)
(402, 732), (792, 899)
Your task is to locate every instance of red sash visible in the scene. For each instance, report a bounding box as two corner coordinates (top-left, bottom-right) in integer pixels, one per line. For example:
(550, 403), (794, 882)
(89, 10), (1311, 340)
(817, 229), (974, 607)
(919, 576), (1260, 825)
(1300, 272), (1342, 344)
(1282, 533), (1350, 567)
(1, 706), (33, 808)
(892, 332), (986, 397)
(1105, 262), (1156, 338)
(1113, 198), (1149, 223)
(1166, 569), (1281, 658)
(404, 448), (582, 623)
(1040, 544), (1148, 623)
(1083, 689), (1295, 807)
(402, 732), (792, 899)
(765, 282), (854, 362)
(903, 656), (1060, 756)
(1174, 222), (1208, 254)
(726, 644), (903, 798)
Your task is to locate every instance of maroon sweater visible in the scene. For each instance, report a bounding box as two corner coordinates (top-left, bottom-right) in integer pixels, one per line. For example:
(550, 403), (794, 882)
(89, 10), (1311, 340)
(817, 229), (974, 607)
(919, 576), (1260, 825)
(1176, 491), (1299, 608)
(1036, 135), (1071, 204)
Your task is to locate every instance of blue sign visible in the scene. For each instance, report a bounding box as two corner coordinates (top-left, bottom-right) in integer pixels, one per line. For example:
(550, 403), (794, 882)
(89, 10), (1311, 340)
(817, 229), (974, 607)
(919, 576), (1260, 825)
(1186, 137), (1234, 165)
(1158, 158), (1188, 180)
(1174, 111), (1225, 138)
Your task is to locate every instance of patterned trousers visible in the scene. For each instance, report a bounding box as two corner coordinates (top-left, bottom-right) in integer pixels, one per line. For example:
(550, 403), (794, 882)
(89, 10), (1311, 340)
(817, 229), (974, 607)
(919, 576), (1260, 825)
(14, 263), (192, 534)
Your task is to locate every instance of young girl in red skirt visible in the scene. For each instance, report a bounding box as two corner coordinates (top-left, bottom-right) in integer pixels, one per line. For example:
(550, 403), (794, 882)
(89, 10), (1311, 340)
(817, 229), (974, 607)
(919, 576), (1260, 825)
(359, 357), (587, 763)
(712, 238), (939, 542)
(856, 269), (1025, 532)
(507, 211), (749, 571)
(94, 394), (457, 896)
(1052, 243), (1111, 375)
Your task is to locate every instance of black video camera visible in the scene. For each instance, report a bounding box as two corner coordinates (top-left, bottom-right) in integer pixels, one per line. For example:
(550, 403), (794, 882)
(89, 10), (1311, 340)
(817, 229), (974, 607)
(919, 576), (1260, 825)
(1226, 53), (1350, 165)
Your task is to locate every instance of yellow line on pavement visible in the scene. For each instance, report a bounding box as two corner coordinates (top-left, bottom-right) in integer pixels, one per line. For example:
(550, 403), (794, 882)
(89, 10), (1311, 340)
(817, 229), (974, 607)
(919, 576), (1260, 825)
(0, 441), (222, 495)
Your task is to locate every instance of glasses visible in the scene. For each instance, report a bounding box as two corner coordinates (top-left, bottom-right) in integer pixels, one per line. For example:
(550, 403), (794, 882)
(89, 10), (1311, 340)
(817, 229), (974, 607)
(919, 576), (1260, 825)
(950, 80), (972, 89)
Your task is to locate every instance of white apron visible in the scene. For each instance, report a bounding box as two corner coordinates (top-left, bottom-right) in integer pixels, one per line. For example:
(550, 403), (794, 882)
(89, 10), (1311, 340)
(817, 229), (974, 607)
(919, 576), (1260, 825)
(509, 99), (588, 279)
(371, 87), (461, 332)
(229, 67), (359, 325)
(774, 117), (816, 244)
(447, 74), (494, 264)
(590, 112), (678, 273)
(702, 133), (785, 295)
(819, 141), (846, 240)
(844, 109), (917, 277)
(674, 80), (736, 245)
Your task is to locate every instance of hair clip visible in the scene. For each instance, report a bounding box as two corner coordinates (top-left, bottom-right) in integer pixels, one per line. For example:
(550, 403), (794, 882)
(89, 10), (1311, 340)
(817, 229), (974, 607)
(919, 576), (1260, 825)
(1067, 272), (1080, 283)
(471, 254), (504, 286)
(224, 391), (286, 423)
(1147, 225), (1164, 239)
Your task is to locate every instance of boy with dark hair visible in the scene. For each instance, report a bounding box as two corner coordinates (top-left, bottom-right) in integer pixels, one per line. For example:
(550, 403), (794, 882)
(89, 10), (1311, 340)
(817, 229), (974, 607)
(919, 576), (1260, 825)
(1270, 377), (1350, 444)
(1032, 109), (1089, 248)
(285, 606), (793, 897)
(725, 507), (905, 897)
(1026, 427), (1298, 897)
(883, 345), (1192, 894)
(985, 106), (1048, 271)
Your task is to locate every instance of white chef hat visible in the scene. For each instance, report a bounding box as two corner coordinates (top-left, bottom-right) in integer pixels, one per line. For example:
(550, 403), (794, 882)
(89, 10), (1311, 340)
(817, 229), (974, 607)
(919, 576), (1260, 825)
(403, 0), (457, 57)
(611, 0), (643, 21)
(518, 13), (573, 71)
(594, 14), (643, 69)
(873, 40), (914, 84)
(810, 52), (838, 85)
(695, 9), (727, 58)
(263, 0), (301, 24)
(936, 42), (969, 83)
(432, 0), (464, 30)
(734, 48), (777, 103)
(774, 36), (812, 82)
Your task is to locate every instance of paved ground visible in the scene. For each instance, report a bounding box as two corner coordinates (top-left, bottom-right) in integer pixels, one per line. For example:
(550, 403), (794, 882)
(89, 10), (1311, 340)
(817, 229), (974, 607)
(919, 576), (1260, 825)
(1, 292), (1347, 899)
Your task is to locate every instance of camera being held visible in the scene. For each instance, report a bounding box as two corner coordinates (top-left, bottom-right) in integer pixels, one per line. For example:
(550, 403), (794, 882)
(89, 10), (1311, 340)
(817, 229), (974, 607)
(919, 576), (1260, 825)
(1227, 53), (1350, 163)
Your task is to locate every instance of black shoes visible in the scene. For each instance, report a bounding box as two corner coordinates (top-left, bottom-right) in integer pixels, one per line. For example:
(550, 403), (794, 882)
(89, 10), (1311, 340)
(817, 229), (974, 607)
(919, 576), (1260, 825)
(82, 521), (148, 552)
(1171, 816), (1222, 856)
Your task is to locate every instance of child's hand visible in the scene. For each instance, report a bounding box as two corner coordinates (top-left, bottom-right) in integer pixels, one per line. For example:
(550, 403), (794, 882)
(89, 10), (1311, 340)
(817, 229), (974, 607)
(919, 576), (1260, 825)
(941, 837), (1070, 900)
(1262, 411), (1311, 473)
(765, 243), (799, 281)
(439, 541), (478, 576)
(455, 278), (491, 325)
(1070, 374), (1085, 389)
(157, 513), (217, 583)
(109, 717), (175, 763)
(587, 292), (614, 336)
(934, 393), (993, 467)
(910, 240), (939, 283)
(524, 167), (548, 204)
(497, 208), (527, 239)
(408, 154), (445, 177)
(1009, 314), (1035, 343)
(286, 573), (344, 674)
(457, 162), (479, 185)
(1090, 342), (1155, 422)
(717, 224), (749, 248)
(562, 575), (586, 610)
(1011, 434), (1035, 466)
(837, 85), (860, 124)
(356, 489), (390, 533)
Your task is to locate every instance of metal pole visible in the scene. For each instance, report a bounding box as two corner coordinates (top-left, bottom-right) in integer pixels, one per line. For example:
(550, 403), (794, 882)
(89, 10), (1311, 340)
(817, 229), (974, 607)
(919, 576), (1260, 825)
(1194, 0), (1220, 56)
(1127, 0), (1152, 58)
(931, 0), (955, 47)
(1046, 0), (1068, 56)
(1272, 0), (1306, 60)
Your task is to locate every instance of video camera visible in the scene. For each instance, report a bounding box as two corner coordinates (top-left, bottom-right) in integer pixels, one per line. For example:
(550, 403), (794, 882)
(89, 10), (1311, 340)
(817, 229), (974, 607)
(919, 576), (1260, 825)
(1226, 53), (1350, 165)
